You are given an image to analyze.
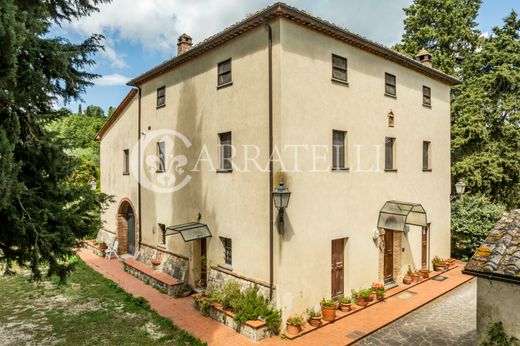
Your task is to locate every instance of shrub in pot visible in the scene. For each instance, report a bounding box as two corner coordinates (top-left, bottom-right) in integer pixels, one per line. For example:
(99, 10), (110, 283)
(372, 282), (385, 300)
(320, 298), (336, 322)
(420, 268), (429, 279)
(339, 296), (352, 312)
(286, 315), (304, 335)
(307, 308), (322, 327)
(352, 289), (371, 307)
(98, 242), (107, 250)
(432, 256), (446, 271)
(403, 275), (412, 285)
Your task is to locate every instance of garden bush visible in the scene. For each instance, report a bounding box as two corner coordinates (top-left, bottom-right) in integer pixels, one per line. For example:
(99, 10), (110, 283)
(451, 195), (505, 261)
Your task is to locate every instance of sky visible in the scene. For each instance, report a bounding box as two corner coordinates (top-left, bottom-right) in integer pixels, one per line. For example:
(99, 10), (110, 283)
(52, 0), (520, 114)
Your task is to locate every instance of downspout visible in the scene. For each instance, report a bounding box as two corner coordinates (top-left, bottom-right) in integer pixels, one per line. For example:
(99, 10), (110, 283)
(137, 86), (143, 251)
(267, 22), (274, 301)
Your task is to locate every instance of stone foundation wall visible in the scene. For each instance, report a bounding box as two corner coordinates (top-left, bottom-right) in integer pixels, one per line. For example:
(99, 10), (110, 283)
(124, 262), (182, 296)
(208, 266), (274, 303)
(136, 244), (189, 282)
(208, 306), (273, 342)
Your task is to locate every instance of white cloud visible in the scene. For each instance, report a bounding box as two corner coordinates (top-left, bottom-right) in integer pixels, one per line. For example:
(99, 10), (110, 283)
(95, 73), (131, 86)
(101, 38), (127, 68)
(63, 0), (412, 55)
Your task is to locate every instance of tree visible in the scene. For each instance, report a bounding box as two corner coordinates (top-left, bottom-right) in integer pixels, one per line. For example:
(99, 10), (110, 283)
(394, 0), (482, 77)
(452, 12), (520, 208)
(451, 195), (504, 260)
(0, 0), (110, 281)
(107, 106), (116, 117)
(84, 105), (105, 118)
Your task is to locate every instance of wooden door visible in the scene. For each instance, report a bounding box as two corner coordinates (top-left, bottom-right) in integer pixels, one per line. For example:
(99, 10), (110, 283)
(383, 230), (394, 283)
(200, 238), (207, 288)
(421, 226), (428, 269)
(331, 238), (346, 298)
(126, 209), (135, 255)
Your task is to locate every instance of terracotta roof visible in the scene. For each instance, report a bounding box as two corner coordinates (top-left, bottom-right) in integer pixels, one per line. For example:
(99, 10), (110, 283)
(128, 2), (460, 87)
(95, 89), (138, 140)
(464, 210), (520, 284)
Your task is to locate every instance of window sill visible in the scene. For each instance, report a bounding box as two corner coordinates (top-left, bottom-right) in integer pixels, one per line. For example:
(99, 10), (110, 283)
(384, 93), (397, 99)
(384, 168), (398, 172)
(156, 104), (166, 109)
(217, 82), (233, 90)
(123, 172), (130, 176)
(332, 167), (350, 172)
(422, 104), (432, 109)
(331, 78), (349, 86)
(422, 169), (432, 172)
(216, 169), (233, 173)
(156, 170), (165, 174)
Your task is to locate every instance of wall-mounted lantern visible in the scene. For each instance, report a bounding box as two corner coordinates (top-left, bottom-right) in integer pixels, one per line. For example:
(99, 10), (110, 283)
(387, 110), (394, 128)
(272, 179), (291, 228)
(451, 181), (466, 201)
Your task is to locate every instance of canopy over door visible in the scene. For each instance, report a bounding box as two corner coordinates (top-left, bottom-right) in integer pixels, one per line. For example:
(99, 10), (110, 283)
(377, 201), (427, 232)
(165, 222), (212, 242)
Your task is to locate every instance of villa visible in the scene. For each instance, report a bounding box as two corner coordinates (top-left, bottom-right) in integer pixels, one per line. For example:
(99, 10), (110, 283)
(95, 2), (458, 321)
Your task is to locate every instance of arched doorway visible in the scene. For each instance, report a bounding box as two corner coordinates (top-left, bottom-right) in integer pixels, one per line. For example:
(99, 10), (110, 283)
(117, 200), (136, 255)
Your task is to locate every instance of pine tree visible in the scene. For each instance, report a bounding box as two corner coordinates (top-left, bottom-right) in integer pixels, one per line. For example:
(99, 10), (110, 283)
(394, 0), (482, 77)
(0, 0), (110, 281)
(452, 11), (520, 208)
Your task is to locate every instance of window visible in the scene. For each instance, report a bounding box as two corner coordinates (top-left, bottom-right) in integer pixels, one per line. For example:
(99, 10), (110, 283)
(332, 54), (347, 82)
(217, 59), (232, 86)
(385, 73), (396, 97)
(332, 130), (347, 170)
(423, 86), (431, 107)
(385, 137), (396, 171)
(158, 223), (166, 246)
(218, 132), (232, 171)
(157, 141), (165, 172)
(123, 149), (129, 175)
(220, 237), (232, 266)
(156, 86), (166, 107)
(423, 141), (431, 171)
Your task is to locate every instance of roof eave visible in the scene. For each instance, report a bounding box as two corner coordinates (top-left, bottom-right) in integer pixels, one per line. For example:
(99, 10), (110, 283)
(462, 268), (520, 286)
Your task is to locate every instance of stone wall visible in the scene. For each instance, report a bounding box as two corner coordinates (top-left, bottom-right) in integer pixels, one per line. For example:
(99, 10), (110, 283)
(208, 306), (273, 342)
(136, 244), (189, 282)
(476, 277), (520, 342)
(208, 266), (274, 303)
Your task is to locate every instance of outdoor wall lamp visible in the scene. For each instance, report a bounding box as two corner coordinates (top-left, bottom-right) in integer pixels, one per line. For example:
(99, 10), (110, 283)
(272, 179), (291, 227)
(451, 181), (466, 201)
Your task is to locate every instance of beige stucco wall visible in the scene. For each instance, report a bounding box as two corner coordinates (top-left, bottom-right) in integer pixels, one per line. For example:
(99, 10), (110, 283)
(273, 19), (452, 317)
(477, 278), (520, 341)
(99, 17), (452, 320)
(99, 96), (139, 239)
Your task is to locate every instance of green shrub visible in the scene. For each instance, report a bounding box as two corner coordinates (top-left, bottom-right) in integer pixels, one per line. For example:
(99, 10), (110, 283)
(213, 281), (241, 310)
(232, 285), (268, 323)
(451, 195), (505, 261)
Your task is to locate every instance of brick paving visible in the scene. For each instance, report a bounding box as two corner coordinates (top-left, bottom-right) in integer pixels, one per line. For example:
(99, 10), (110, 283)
(356, 280), (476, 345)
(78, 249), (474, 346)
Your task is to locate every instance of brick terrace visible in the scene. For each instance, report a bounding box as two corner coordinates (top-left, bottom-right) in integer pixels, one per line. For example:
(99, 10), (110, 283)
(78, 249), (473, 346)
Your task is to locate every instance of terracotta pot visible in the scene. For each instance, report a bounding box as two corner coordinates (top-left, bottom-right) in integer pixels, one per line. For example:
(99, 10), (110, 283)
(180, 290), (192, 298)
(286, 324), (300, 336)
(308, 316), (322, 327)
(433, 263), (446, 272)
(321, 305), (336, 322)
(368, 293), (375, 302)
(355, 296), (368, 307)
(420, 269), (429, 279)
(376, 293), (385, 301)
(151, 259), (161, 266)
(403, 276), (412, 285)
(411, 273), (420, 283)
(98, 244), (107, 250)
(339, 303), (351, 312)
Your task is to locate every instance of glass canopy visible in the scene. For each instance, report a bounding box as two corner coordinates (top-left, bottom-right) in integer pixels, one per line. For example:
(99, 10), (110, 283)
(165, 222), (212, 242)
(377, 201), (427, 231)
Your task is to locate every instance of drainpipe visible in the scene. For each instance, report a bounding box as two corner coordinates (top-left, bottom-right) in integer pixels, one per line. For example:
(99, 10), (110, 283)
(266, 22), (274, 301)
(137, 86), (143, 251)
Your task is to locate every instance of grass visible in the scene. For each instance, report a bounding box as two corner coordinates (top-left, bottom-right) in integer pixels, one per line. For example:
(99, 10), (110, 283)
(0, 258), (206, 345)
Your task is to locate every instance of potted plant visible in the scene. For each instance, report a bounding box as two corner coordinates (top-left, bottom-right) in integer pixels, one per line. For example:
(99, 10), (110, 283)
(445, 258), (456, 269)
(432, 256), (446, 271)
(175, 283), (193, 298)
(352, 289), (371, 307)
(372, 282), (385, 300)
(403, 266), (413, 285)
(339, 296), (352, 312)
(411, 271), (420, 283)
(98, 241), (107, 250)
(307, 308), (322, 327)
(420, 268), (429, 279)
(286, 315), (304, 335)
(320, 298), (336, 322)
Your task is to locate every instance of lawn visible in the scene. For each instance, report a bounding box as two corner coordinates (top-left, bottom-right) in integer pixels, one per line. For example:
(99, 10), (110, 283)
(0, 258), (205, 345)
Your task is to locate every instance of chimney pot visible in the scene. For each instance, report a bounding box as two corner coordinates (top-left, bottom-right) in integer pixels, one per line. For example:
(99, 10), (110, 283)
(415, 48), (432, 68)
(177, 33), (193, 55)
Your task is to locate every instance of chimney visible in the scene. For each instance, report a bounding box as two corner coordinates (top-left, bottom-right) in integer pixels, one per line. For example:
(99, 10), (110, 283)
(177, 33), (193, 55)
(415, 48), (432, 68)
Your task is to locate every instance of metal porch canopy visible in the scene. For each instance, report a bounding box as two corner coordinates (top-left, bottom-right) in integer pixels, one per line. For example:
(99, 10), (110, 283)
(165, 222), (212, 242)
(377, 201), (427, 232)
